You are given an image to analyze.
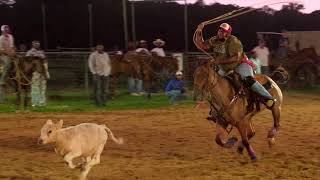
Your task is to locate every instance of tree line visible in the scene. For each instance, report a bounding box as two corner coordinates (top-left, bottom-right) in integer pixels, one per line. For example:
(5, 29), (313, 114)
(0, 0), (319, 52)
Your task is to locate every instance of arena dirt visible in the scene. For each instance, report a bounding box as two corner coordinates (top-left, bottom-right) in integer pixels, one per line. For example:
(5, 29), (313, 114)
(0, 92), (319, 180)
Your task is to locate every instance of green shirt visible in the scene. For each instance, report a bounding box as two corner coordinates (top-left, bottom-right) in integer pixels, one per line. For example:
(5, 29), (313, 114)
(207, 35), (244, 71)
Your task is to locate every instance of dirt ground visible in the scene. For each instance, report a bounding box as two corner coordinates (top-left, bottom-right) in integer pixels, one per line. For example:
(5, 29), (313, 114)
(0, 92), (319, 180)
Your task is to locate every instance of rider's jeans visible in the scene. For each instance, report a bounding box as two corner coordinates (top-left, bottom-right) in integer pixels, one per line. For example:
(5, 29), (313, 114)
(218, 63), (254, 80)
(218, 63), (273, 99)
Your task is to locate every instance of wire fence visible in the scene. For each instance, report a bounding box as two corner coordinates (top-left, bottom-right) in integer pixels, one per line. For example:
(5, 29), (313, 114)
(29, 52), (208, 92)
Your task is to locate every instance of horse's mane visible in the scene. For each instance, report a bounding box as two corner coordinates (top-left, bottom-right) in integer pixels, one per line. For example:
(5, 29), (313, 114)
(193, 62), (234, 103)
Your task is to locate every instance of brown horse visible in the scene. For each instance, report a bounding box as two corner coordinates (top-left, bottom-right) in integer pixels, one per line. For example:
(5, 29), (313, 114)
(109, 52), (147, 97)
(120, 52), (179, 98)
(5, 56), (44, 109)
(270, 47), (319, 87)
(194, 61), (283, 161)
(140, 55), (179, 98)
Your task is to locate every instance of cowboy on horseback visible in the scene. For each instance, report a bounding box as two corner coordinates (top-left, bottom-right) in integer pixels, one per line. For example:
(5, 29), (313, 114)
(151, 39), (166, 57)
(195, 23), (276, 107)
(0, 25), (15, 85)
(26, 40), (50, 79)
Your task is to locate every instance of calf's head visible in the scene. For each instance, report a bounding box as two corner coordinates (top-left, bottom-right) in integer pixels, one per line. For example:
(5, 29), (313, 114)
(38, 119), (63, 145)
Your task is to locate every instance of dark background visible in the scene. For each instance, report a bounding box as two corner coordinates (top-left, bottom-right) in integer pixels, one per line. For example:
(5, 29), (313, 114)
(0, 0), (319, 51)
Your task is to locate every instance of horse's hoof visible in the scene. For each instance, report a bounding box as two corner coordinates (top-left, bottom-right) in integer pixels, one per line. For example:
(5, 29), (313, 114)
(224, 136), (238, 148)
(267, 128), (277, 138)
(251, 156), (258, 162)
(268, 137), (276, 147)
(237, 146), (244, 154)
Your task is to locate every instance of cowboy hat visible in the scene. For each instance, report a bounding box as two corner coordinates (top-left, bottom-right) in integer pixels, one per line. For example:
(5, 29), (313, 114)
(175, 71), (183, 76)
(153, 39), (165, 46)
(1, 25), (9, 32)
(139, 40), (147, 44)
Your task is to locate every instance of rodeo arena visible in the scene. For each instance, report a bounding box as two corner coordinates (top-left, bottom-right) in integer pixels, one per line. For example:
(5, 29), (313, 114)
(0, 0), (320, 179)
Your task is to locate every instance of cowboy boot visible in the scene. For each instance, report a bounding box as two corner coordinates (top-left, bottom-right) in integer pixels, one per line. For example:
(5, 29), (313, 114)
(250, 81), (276, 108)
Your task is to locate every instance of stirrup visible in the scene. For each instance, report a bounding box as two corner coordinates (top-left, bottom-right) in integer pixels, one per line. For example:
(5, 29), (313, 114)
(265, 98), (276, 108)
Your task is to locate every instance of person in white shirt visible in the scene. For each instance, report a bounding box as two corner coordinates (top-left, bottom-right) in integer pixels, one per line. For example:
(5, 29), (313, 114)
(248, 51), (262, 74)
(151, 39), (166, 57)
(135, 40), (151, 55)
(252, 40), (270, 75)
(26, 41), (49, 107)
(0, 25), (15, 85)
(88, 43), (112, 106)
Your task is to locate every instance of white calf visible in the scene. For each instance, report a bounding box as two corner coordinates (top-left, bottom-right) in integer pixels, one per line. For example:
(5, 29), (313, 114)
(38, 120), (123, 180)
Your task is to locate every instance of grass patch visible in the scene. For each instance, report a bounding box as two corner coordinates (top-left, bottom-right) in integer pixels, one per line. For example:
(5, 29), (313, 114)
(0, 90), (194, 113)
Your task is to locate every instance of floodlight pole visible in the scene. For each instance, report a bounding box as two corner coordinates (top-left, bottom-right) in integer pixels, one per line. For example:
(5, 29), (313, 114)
(131, 1), (137, 46)
(122, 0), (129, 49)
(88, 1), (93, 48)
(184, 0), (188, 53)
(41, 0), (48, 50)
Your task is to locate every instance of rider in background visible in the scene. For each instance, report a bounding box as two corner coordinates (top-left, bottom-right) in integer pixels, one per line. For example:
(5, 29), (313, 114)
(0, 25), (15, 85)
(194, 23), (276, 107)
(135, 40), (151, 55)
(0, 25), (15, 103)
(151, 38), (166, 57)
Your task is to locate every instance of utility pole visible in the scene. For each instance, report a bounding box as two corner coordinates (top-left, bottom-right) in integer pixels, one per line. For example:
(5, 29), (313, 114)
(41, 0), (48, 49)
(122, 0), (129, 49)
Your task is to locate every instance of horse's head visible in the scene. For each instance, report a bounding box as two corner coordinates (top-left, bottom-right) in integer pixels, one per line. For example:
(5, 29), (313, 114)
(193, 60), (219, 100)
(20, 56), (44, 75)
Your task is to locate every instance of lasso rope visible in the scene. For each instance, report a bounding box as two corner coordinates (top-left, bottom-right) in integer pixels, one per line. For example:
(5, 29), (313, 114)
(193, 0), (301, 60)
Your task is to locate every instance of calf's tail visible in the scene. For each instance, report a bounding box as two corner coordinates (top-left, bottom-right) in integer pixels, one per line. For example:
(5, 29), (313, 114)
(103, 125), (124, 145)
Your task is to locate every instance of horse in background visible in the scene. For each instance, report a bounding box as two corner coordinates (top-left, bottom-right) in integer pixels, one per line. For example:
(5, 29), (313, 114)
(109, 52), (179, 99)
(138, 54), (179, 99)
(3, 56), (45, 110)
(109, 52), (145, 98)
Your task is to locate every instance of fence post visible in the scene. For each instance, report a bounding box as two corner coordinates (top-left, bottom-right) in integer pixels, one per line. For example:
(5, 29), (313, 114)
(84, 56), (89, 93)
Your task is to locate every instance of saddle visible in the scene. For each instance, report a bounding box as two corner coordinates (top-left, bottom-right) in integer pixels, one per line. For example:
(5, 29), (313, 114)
(225, 72), (272, 113)
(207, 71), (273, 128)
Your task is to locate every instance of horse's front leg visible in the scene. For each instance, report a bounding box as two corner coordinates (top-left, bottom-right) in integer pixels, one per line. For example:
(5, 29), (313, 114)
(237, 120), (255, 154)
(238, 119), (257, 161)
(215, 123), (238, 148)
(23, 86), (31, 109)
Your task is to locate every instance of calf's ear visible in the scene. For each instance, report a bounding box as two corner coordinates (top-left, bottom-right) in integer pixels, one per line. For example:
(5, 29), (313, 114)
(46, 119), (53, 125)
(55, 120), (64, 130)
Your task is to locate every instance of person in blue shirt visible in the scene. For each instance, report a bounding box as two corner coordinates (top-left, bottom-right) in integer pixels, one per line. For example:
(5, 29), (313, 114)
(165, 71), (186, 105)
